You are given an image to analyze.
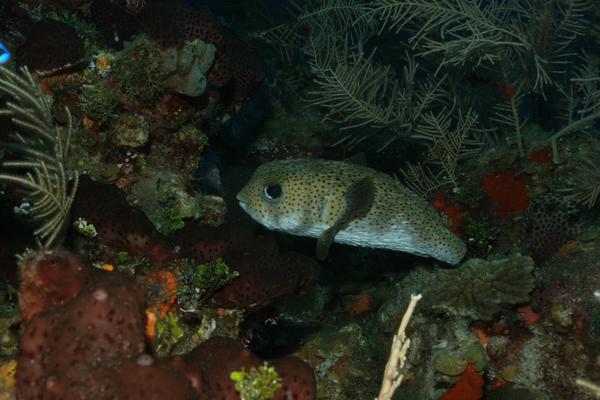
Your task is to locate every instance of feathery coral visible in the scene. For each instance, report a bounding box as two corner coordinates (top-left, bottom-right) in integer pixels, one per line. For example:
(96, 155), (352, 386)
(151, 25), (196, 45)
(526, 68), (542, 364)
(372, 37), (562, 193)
(0, 66), (78, 248)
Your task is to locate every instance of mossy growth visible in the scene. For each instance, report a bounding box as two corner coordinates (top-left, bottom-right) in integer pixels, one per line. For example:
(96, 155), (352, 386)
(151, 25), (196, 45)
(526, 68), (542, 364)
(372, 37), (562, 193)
(428, 253), (536, 321)
(152, 179), (188, 235)
(79, 83), (119, 125)
(154, 313), (185, 355)
(113, 251), (149, 276)
(113, 37), (167, 105)
(0, 283), (20, 358)
(163, 204), (186, 234)
(72, 217), (98, 238)
(177, 258), (239, 312)
(230, 362), (282, 400)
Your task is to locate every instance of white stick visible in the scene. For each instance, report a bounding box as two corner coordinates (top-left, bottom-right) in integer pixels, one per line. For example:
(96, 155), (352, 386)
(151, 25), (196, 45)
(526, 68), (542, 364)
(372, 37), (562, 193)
(377, 293), (422, 400)
(576, 379), (600, 398)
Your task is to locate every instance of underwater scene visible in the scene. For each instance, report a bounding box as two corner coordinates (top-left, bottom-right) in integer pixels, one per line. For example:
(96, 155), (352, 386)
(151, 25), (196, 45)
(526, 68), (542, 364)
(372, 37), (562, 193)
(0, 0), (600, 399)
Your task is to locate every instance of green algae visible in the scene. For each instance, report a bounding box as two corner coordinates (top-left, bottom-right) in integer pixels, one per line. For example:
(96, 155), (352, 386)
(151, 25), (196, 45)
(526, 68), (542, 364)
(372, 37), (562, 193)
(230, 362), (282, 400)
(154, 313), (185, 355)
(177, 258), (239, 312)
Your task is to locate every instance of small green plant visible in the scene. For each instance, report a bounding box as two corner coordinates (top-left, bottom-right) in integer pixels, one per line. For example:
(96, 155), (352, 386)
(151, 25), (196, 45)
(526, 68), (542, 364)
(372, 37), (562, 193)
(153, 181), (187, 235)
(154, 313), (185, 354)
(116, 251), (129, 263)
(72, 217), (97, 238)
(177, 258), (239, 312)
(230, 362), (282, 400)
(163, 204), (186, 234)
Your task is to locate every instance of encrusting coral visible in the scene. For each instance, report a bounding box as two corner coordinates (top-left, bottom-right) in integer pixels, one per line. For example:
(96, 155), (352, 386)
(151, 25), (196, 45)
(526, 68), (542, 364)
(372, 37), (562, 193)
(428, 253), (536, 320)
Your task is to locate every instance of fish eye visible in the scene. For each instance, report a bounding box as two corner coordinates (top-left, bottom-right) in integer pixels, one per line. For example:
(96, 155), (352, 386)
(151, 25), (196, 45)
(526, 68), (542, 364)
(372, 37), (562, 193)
(262, 183), (283, 202)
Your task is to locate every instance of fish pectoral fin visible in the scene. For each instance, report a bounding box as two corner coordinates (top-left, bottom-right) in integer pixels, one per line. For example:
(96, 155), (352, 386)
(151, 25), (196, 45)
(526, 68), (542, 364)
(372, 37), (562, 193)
(342, 176), (375, 222)
(314, 176), (376, 261)
(316, 228), (336, 260)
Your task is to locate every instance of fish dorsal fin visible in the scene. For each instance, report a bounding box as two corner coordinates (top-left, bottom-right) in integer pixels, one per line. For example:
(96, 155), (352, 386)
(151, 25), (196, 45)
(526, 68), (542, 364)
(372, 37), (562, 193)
(316, 176), (375, 260)
(344, 152), (367, 166)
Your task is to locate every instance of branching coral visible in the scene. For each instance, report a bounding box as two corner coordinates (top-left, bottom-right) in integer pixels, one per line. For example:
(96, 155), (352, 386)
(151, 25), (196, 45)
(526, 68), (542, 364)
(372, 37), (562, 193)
(491, 90), (526, 157)
(550, 53), (600, 163)
(306, 35), (398, 130)
(365, 0), (591, 92)
(401, 109), (482, 196)
(254, 0), (593, 159)
(0, 66), (78, 248)
(252, 0), (371, 64)
(306, 31), (448, 149)
(560, 137), (600, 208)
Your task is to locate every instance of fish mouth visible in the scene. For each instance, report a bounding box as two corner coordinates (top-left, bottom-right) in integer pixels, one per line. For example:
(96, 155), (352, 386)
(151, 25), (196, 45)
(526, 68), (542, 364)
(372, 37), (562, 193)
(236, 192), (249, 211)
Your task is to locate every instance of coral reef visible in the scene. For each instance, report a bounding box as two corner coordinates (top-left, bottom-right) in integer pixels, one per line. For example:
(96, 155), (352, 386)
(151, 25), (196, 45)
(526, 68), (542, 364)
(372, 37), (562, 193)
(113, 37), (167, 105)
(16, 251), (316, 400)
(230, 362), (282, 400)
(160, 38), (215, 97)
(71, 176), (175, 265)
(173, 223), (321, 309)
(140, 0), (265, 105)
(176, 258), (239, 312)
(71, 177), (319, 309)
(3, 1), (600, 399)
(428, 254), (536, 320)
(113, 113), (150, 147)
(121, 35), (215, 98)
(78, 82), (119, 125)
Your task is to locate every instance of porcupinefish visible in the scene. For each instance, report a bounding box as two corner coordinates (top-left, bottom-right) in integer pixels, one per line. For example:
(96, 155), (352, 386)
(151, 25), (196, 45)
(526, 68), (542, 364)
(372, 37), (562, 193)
(236, 159), (467, 265)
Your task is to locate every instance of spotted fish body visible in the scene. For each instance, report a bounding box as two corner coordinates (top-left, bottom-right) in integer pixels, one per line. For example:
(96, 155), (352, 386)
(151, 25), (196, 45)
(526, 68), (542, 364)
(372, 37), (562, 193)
(237, 159), (467, 265)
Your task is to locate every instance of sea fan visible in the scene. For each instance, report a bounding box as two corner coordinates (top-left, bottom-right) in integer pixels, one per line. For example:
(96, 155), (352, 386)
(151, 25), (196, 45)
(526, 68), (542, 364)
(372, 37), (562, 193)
(0, 66), (78, 248)
(550, 52), (600, 162)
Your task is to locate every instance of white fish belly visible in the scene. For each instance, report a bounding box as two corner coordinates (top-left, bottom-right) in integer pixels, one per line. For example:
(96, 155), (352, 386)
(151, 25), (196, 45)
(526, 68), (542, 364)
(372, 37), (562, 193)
(335, 224), (423, 255)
